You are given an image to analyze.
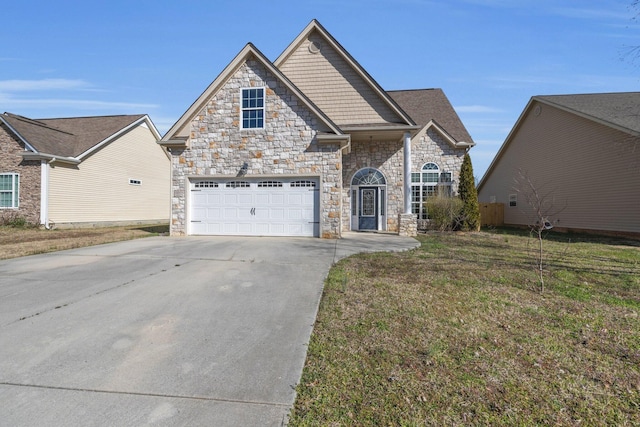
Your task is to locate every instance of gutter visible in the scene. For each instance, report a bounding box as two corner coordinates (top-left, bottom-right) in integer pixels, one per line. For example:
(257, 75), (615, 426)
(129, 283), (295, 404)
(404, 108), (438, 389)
(341, 124), (421, 134)
(317, 134), (351, 154)
(21, 152), (81, 165)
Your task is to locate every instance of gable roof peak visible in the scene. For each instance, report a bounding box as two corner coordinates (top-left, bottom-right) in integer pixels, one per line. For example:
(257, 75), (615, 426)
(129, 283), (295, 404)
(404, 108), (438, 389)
(161, 39), (343, 142)
(1, 112), (155, 159)
(274, 20), (416, 128)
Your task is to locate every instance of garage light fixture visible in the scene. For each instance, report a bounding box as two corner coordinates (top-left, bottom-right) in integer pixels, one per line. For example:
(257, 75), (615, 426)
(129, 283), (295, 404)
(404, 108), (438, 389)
(237, 162), (249, 177)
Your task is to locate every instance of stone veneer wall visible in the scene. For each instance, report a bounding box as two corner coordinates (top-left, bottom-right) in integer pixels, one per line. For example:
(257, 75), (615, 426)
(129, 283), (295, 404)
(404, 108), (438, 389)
(342, 139), (404, 232)
(415, 128), (466, 195)
(170, 58), (343, 238)
(0, 123), (41, 224)
(341, 128), (466, 233)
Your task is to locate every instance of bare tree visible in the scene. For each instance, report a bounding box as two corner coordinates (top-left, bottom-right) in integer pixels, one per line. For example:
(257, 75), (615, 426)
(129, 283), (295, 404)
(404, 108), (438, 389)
(513, 170), (567, 292)
(622, 1), (640, 63)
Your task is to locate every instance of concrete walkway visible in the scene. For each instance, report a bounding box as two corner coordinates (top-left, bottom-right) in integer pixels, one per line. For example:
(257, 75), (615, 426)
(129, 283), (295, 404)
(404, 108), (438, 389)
(0, 233), (418, 426)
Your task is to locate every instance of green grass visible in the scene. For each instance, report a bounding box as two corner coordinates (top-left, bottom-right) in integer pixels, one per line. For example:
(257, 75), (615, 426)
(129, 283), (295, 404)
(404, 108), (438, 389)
(289, 230), (640, 426)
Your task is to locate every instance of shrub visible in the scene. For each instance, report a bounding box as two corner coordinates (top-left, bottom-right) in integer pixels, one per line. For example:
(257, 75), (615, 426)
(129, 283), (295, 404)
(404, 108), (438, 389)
(425, 195), (464, 231)
(0, 212), (36, 228)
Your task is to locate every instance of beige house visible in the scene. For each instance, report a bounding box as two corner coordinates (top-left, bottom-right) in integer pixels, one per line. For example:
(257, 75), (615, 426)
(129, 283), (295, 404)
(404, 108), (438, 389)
(0, 112), (170, 228)
(161, 20), (474, 238)
(478, 92), (640, 237)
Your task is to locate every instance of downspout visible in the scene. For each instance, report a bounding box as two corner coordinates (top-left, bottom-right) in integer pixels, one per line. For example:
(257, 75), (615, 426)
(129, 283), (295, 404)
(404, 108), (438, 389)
(403, 132), (412, 214)
(40, 159), (50, 228)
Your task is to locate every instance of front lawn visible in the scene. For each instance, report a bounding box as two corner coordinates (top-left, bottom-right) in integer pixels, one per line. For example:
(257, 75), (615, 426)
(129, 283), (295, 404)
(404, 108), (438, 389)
(0, 225), (168, 260)
(289, 230), (640, 426)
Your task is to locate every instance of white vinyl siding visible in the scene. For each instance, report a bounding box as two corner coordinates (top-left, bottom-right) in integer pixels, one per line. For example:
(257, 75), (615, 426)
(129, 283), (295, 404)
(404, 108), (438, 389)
(48, 124), (170, 224)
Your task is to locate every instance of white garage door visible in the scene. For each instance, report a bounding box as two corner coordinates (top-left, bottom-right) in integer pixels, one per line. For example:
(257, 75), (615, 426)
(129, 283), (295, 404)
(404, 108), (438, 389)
(189, 178), (320, 237)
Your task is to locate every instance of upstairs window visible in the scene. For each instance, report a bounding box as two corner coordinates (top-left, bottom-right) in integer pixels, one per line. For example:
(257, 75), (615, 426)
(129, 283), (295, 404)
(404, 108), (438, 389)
(0, 173), (19, 208)
(241, 88), (264, 129)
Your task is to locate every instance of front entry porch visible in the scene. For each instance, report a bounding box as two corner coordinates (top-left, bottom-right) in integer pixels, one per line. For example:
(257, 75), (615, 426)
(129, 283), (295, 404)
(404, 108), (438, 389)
(350, 168), (387, 232)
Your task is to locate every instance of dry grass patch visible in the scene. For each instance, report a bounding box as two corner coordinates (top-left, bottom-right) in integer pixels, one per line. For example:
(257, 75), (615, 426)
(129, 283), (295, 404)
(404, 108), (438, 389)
(290, 231), (640, 426)
(0, 225), (168, 260)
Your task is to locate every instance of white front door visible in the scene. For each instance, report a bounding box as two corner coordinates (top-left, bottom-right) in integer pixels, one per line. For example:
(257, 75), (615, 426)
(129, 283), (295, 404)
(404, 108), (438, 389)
(189, 178), (319, 237)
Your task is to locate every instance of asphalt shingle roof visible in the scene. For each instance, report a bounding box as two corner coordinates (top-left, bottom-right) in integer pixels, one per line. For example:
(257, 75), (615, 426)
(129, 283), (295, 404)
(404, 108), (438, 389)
(1, 113), (145, 158)
(388, 88), (474, 144)
(536, 92), (640, 135)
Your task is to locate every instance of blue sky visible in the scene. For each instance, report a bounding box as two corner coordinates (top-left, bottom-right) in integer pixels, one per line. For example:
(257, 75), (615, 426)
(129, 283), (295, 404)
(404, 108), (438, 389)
(1, 0), (639, 179)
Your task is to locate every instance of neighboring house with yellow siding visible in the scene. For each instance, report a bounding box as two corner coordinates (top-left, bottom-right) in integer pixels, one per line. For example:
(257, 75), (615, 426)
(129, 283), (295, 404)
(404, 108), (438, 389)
(0, 112), (170, 228)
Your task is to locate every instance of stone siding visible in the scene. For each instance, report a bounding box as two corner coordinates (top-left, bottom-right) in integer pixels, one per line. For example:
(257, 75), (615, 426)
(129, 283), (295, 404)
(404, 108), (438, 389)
(169, 58), (343, 237)
(341, 128), (466, 232)
(398, 213), (418, 237)
(0, 123), (41, 224)
(414, 128), (466, 196)
(342, 139), (404, 232)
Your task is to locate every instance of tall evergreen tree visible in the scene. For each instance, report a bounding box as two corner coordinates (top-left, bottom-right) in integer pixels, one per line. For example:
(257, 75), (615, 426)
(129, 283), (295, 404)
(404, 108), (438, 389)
(458, 153), (481, 231)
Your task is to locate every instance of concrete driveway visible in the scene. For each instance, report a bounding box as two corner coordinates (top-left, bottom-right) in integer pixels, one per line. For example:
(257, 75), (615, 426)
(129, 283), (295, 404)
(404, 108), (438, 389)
(0, 233), (418, 426)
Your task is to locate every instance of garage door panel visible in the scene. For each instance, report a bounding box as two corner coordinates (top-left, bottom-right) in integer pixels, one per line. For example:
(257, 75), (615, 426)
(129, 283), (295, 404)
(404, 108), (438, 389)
(270, 193), (285, 204)
(190, 178), (319, 236)
(268, 208), (285, 220)
(255, 193), (270, 204)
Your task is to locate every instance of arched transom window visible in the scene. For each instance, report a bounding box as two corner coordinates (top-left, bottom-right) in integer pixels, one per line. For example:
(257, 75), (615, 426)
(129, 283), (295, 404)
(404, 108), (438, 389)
(411, 162), (453, 219)
(352, 168), (386, 186)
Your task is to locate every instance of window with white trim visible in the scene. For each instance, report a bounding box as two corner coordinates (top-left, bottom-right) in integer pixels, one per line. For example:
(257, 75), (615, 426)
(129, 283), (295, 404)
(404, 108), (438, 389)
(194, 181), (219, 188)
(411, 163), (452, 219)
(291, 180), (316, 188)
(258, 181), (283, 188)
(0, 173), (19, 208)
(226, 181), (250, 188)
(241, 87), (264, 129)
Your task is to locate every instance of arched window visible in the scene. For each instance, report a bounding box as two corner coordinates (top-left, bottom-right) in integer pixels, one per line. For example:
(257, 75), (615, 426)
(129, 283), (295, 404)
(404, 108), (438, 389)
(351, 168), (386, 186)
(411, 163), (452, 219)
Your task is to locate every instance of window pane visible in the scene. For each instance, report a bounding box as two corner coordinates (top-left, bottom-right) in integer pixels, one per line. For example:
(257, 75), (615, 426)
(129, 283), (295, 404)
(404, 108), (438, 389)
(424, 172), (439, 182)
(411, 172), (420, 183)
(361, 189), (375, 216)
(0, 175), (10, 191)
(241, 88), (265, 129)
(351, 190), (357, 216)
(411, 186), (421, 203)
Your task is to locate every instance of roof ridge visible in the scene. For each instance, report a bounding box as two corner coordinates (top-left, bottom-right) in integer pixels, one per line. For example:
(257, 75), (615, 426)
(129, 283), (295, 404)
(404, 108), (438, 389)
(3, 112), (75, 136)
(38, 113), (145, 121)
(387, 88), (440, 93)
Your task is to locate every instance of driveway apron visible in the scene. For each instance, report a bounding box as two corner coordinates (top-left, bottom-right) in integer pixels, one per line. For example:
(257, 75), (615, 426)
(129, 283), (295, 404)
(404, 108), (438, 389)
(0, 233), (418, 426)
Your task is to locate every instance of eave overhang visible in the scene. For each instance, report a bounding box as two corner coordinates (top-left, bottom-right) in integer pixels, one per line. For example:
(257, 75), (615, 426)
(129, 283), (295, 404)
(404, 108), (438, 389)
(340, 124), (420, 142)
(21, 151), (81, 165)
(158, 137), (188, 149)
(423, 120), (475, 150)
(317, 133), (351, 154)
